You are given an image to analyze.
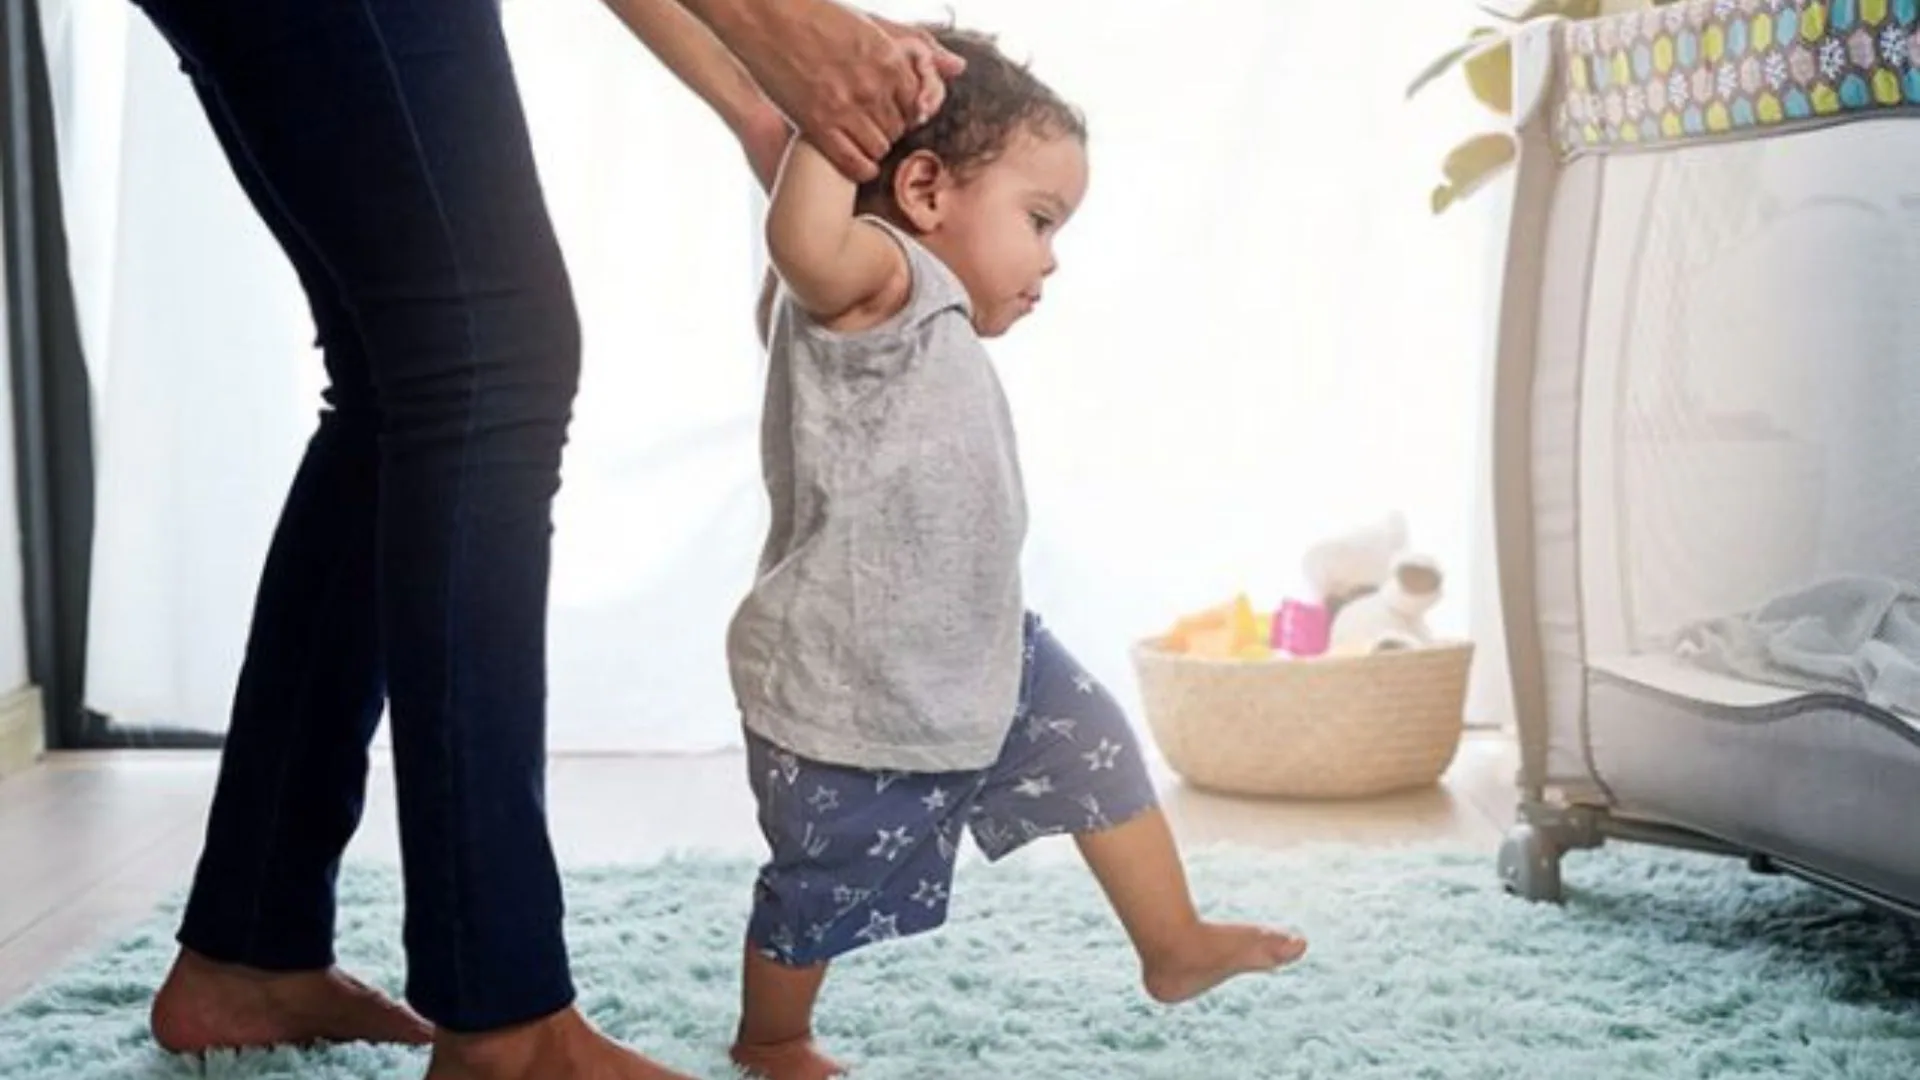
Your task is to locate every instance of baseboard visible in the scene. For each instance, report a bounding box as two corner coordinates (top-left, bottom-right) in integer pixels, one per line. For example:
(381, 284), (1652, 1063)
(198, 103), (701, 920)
(0, 685), (45, 781)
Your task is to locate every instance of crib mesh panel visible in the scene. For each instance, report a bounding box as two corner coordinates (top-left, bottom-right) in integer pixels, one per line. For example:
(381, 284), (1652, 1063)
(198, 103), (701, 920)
(1576, 131), (1920, 689)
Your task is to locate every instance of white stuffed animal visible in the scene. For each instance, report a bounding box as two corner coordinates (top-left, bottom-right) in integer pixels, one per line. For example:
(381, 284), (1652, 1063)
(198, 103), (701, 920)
(1300, 511), (1408, 611)
(1327, 554), (1443, 654)
(1301, 512), (1445, 654)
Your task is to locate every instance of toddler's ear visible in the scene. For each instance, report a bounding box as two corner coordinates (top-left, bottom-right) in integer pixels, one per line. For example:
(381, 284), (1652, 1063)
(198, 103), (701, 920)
(892, 150), (952, 232)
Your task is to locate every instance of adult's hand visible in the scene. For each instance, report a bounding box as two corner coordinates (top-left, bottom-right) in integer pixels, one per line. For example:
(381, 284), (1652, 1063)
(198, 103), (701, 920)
(692, 0), (965, 181)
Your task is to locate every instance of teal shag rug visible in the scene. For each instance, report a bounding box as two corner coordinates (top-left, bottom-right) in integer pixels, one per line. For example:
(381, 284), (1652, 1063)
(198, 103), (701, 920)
(3, 844), (1917, 1078)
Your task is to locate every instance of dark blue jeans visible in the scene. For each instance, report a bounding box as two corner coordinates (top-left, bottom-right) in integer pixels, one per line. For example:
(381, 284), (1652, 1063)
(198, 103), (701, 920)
(132, 0), (580, 1032)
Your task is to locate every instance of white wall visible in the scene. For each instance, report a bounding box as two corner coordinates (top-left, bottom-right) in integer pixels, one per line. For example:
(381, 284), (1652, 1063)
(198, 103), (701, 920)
(0, 165), (33, 695)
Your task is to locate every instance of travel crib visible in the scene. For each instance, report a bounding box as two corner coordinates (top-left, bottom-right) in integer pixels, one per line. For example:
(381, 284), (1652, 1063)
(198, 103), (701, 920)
(1488, 3), (1920, 918)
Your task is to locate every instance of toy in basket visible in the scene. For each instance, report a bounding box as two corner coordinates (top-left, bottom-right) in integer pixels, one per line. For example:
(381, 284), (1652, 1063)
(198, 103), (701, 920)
(1132, 513), (1472, 798)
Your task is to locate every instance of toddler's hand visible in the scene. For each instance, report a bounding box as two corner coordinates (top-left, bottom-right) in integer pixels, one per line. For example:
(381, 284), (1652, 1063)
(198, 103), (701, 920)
(725, 1), (963, 182)
(870, 15), (949, 125)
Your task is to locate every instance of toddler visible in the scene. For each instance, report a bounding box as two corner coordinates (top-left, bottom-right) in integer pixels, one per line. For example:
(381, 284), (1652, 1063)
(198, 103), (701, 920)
(719, 25), (1307, 1080)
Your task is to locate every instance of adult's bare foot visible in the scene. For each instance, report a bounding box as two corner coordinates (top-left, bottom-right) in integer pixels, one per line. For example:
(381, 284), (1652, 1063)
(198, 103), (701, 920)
(730, 1033), (848, 1080)
(1142, 922), (1307, 1005)
(424, 1006), (694, 1080)
(150, 948), (432, 1055)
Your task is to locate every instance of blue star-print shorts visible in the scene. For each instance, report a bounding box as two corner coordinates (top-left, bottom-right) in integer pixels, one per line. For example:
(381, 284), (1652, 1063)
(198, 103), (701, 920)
(744, 613), (1158, 967)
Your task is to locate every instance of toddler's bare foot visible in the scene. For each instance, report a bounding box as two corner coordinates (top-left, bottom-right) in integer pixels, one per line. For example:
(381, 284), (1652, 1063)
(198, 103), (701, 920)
(730, 1035), (847, 1080)
(150, 948), (431, 1055)
(425, 1006), (694, 1079)
(1142, 922), (1306, 1005)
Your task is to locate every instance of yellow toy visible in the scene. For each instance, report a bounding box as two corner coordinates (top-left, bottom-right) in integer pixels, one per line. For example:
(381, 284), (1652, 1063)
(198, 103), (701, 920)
(1159, 593), (1272, 660)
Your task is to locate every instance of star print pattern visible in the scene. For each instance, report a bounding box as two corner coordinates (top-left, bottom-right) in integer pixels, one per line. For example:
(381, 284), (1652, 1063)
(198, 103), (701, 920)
(1083, 738), (1124, 772)
(799, 821), (830, 859)
(975, 819), (1016, 854)
(1024, 713), (1078, 744)
(868, 826), (913, 861)
(743, 614), (1158, 967)
(853, 909), (900, 944)
(1014, 775), (1055, 798)
(832, 885), (875, 913)
(1078, 793), (1113, 831)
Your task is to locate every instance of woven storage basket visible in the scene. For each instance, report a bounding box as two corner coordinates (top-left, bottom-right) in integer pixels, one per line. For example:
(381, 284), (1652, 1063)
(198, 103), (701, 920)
(1131, 640), (1472, 798)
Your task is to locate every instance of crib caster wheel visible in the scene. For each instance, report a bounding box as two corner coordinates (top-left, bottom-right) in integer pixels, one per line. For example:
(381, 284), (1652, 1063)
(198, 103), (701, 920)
(1498, 823), (1564, 903)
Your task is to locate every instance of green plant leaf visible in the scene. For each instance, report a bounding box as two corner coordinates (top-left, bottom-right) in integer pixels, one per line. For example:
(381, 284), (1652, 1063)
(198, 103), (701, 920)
(1463, 38), (1514, 114)
(1430, 132), (1518, 215)
(1406, 27), (1501, 101)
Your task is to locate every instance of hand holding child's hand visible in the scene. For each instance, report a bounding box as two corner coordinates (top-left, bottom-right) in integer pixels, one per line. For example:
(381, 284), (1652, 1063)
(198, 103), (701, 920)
(726, 0), (962, 182)
(736, 12), (947, 194)
(870, 14), (951, 126)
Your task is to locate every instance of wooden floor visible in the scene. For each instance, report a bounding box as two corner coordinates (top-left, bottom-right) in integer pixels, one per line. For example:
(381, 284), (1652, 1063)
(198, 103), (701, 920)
(0, 733), (1518, 1007)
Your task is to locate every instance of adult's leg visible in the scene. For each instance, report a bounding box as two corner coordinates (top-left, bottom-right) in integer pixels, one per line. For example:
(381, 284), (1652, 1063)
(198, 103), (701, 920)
(121, 3), (687, 1070)
(162, 35), (386, 977)
(147, 39), (430, 1053)
(120, 0), (579, 1028)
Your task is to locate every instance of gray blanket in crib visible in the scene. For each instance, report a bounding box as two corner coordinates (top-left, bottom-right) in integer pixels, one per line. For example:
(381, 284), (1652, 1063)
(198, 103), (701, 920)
(1673, 575), (1920, 717)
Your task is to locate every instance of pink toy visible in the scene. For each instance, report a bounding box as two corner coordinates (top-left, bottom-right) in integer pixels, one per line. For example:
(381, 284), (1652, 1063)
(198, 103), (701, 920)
(1272, 599), (1330, 657)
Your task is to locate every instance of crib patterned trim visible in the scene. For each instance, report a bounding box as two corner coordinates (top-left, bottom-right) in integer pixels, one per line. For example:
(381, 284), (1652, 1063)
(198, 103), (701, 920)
(1554, 0), (1920, 156)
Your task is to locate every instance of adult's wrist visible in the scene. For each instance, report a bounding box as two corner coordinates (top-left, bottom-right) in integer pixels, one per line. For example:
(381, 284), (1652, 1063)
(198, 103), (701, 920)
(732, 101), (788, 138)
(678, 0), (771, 50)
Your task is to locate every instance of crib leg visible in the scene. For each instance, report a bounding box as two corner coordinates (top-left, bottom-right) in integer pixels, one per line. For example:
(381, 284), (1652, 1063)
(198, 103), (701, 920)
(1498, 822), (1565, 903)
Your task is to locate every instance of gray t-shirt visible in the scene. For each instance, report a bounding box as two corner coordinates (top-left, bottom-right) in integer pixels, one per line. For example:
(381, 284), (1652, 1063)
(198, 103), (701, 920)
(726, 217), (1028, 773)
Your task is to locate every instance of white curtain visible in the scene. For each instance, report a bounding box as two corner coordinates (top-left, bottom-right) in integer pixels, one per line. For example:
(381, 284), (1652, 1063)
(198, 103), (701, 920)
(0, 157), (27, 694)
(40, 0), (1506, 751)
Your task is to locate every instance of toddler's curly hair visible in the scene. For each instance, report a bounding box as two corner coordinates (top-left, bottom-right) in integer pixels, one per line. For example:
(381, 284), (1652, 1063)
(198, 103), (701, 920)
(856, 25), (1085, 212)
